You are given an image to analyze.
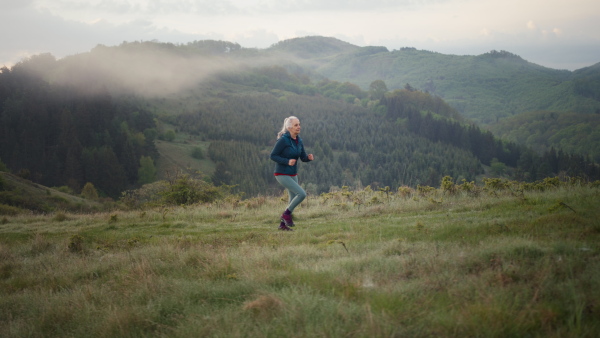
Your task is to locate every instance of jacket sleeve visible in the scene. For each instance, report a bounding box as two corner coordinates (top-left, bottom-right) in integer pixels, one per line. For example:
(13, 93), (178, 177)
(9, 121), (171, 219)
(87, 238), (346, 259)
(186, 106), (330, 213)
(270, 138), (290, 165)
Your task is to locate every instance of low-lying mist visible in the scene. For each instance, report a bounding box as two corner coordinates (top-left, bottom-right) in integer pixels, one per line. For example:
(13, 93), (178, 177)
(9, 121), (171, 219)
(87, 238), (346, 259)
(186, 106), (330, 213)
(52, 46), (236, 97)
(37, 43), (294, 97)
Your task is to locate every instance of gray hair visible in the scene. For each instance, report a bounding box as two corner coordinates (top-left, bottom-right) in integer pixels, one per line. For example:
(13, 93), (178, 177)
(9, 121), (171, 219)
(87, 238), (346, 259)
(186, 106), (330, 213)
(277, 116), (299, 139)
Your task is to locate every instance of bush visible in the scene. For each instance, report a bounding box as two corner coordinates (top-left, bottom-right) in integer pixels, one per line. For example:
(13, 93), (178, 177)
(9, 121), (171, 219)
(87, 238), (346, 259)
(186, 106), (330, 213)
(162, 130), (176, 142)
(55, 186), (74, 194)
(81, 182), (99, 200)
(122, 174), (224, 208)
(0, 203), (21, 216)
(0, 191), (31, 209)
(161, 174), (222, 205)
(53, 212), (68, 222)
(190, 146), (204, 160)
(67, 235), (84, 253)
(441, 176), (456, 195)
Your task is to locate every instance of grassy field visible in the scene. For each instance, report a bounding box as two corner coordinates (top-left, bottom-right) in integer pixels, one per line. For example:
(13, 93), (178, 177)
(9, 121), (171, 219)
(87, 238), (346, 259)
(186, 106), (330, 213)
(1, 183), (599, 337)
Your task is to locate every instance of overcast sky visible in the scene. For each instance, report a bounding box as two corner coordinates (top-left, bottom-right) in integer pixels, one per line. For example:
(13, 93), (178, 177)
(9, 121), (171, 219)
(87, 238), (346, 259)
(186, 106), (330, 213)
(2, 0), (599, 71)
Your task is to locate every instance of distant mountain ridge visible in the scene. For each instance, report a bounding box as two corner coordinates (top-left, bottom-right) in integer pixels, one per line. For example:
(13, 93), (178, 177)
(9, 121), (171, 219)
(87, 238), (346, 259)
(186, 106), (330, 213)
(41, 35), (600, 128)
(265, 36), (600, 125)
(268, 36), (359, 58)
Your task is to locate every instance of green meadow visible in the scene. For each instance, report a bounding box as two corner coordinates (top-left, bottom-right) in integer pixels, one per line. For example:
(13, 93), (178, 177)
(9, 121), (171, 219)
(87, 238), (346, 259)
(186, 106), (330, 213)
(1, 181), (599, 337)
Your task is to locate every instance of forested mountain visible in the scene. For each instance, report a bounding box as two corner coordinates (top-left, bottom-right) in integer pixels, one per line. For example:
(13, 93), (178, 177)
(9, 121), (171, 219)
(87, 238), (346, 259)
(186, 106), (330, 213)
(0, 55), (159, 198)
(488, 111), (600, 163)
(266, 37), (600, 163)
(273, 37), (600, 125)
(1, 39), (599, 199)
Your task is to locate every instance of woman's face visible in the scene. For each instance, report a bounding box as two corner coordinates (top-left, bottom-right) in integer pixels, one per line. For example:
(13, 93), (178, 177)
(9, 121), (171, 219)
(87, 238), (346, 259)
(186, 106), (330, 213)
(288, 119), (301, 135)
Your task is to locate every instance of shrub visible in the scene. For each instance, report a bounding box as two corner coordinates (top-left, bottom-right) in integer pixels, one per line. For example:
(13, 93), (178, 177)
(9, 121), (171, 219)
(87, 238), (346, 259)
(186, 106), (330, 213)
(55, 186), (74, 194)
(417, 184), (435, 197)
(243, 294), (285, 319)
(458, 179), (478, 195)
(161, 174), (222, 205)
(81, 182), (99, 200)
(483, 178), (510, 191)
(397, 186), (414, 198)
(53, 212), (68, 222)
(121, 181), (169, 208)
(0, 204), (20, 216)
(441, 176), (457, 195)
(162, 130), (176, 141)
(0, 191), (33, 209)
(67, 235), (84, 253)
(122, 174), (224, 208)
(190, 146), (204, 159)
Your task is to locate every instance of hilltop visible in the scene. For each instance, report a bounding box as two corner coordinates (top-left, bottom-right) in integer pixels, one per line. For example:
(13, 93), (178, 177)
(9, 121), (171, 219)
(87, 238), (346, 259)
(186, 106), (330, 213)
(266, 37), (600, 124)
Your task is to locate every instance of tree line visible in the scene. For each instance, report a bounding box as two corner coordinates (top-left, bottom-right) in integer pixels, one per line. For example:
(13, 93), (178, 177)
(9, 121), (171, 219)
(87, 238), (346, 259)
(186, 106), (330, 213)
(0, 56), (158, 197)
(380, 89), (600, 181)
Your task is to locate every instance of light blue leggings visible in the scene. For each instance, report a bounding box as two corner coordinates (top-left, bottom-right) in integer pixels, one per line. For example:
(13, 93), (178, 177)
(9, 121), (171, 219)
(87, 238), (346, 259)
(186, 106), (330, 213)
(275, 175), (307, 212)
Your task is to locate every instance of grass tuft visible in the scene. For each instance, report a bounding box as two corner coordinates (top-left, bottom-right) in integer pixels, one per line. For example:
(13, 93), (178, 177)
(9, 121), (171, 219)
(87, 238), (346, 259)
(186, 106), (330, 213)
(242, 294), (285, 319)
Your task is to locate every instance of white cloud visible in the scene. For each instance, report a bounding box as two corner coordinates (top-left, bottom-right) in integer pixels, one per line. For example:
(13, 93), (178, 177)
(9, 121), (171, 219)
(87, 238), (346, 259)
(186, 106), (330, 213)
(254, 0), (431, 12)
(227, 29), (280, 48)
(480, 29), (491, 37)
(4, 0), (35, 10)
(1, 0), (598, 70)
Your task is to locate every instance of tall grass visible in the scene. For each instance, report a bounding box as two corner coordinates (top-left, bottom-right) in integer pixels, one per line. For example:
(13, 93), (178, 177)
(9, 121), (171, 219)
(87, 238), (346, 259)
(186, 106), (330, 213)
(1, 181), (599, 337)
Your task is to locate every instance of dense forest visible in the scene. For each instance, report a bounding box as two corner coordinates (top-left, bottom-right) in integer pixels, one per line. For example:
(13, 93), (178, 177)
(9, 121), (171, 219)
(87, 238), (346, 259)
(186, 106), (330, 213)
(0, 55), (158, 198)
(1, 41), (599, 199)
(488, 110), (600, 163)
(179, 90), (483, 195)
(174, 67), (598, 196)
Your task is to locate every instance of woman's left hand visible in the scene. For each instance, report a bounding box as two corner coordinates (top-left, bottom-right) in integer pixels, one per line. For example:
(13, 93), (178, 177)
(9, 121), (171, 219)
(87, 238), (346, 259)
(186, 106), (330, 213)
(308, 154), (314, 161)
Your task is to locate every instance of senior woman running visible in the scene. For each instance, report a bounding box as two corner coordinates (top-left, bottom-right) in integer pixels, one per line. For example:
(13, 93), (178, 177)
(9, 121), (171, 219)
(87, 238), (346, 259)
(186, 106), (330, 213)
(270, 116), (314, 231)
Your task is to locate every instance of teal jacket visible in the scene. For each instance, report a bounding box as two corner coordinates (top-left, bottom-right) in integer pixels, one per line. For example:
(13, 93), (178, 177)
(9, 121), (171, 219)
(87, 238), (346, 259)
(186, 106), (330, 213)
(270, 132), (311, 175)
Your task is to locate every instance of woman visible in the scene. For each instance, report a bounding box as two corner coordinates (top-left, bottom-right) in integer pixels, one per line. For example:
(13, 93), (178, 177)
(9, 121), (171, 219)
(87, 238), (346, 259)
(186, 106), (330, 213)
(270, 116), (314, 231)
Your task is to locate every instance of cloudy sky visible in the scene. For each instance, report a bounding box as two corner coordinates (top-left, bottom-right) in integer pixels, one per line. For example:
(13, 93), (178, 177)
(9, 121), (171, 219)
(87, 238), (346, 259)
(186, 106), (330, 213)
(2, 0), (599, 70)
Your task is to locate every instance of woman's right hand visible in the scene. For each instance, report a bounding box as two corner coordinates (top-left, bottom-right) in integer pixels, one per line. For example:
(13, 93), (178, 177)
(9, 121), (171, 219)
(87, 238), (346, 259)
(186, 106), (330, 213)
(288, 159), (297, 166)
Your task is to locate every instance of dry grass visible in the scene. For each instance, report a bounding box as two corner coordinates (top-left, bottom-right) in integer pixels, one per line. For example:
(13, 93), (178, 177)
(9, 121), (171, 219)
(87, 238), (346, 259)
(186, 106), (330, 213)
(0, 184), (599, 337)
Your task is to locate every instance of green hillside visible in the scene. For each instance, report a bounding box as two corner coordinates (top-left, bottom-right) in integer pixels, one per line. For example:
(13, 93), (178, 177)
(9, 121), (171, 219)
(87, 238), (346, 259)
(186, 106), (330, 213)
(0, 172), (102, 214)
(270, 38), (600, 125)
(1, 39), (599, 200)
(488, 111), (600, 163)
